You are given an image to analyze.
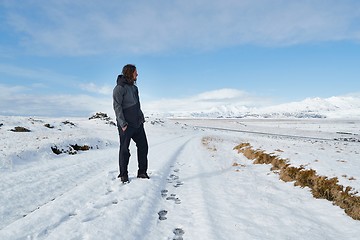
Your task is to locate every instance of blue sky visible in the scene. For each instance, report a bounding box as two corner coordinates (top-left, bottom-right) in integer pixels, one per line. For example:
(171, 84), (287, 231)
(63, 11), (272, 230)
(1, 0), (360, 117)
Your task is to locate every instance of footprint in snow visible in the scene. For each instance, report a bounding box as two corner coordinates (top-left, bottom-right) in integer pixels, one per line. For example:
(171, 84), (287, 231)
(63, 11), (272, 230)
(168, 174), (179, 182)
(161, 189), (168, 198)
(158, 210), (168, 220)
(68, 212), (77, 217)
(166, 193), (181, 204)
(173, 180), (184, 188)
(107, 170), (118, 180)
(173, 228), (185, 240)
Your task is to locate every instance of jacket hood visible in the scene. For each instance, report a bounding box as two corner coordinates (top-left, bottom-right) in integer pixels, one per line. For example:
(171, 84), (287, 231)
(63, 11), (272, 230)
(117, 75), (128, 85)
(117, 74), (136, 86)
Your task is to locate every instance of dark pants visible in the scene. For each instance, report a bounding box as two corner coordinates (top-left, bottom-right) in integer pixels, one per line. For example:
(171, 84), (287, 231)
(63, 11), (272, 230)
(118, 124), (148, 177)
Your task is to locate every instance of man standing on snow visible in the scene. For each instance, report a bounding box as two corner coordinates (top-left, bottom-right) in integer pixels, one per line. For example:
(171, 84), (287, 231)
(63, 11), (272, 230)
(113, 64), (149, 183)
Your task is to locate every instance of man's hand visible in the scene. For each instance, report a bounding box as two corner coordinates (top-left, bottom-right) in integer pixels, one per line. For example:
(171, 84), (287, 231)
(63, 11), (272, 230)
(122, 125), (128, 132)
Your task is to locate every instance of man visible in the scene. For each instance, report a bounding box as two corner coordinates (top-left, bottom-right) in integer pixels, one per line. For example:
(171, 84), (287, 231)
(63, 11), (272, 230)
(113, 64), (149, 183)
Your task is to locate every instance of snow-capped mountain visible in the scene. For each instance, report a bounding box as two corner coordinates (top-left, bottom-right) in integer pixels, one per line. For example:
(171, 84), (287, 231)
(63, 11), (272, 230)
(180, 95), (360, 119)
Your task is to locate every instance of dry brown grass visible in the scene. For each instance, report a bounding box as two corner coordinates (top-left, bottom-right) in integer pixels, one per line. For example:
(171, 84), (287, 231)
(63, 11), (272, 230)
(232, 162), (246, 167)
(233, 142), (360, 220)
(201, 137), (218, 152)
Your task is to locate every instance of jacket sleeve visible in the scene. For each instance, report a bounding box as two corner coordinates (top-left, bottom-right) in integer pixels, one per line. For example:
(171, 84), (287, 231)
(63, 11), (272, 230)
(140, 109), (145, 123)
(135, 86), (145, 123)
(113, 85), (127, 128)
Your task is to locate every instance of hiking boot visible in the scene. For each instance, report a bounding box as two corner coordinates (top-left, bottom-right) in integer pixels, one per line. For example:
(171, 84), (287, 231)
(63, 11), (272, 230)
(119, 175), (129, 183)
(137, 173), (150, 179)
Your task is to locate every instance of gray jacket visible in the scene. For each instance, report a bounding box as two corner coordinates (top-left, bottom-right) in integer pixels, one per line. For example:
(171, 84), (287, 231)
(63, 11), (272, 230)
(113, 75), (145, 129)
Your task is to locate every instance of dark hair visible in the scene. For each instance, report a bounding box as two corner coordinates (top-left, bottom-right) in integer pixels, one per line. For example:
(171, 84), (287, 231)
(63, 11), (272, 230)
(122, 64), (137, 84)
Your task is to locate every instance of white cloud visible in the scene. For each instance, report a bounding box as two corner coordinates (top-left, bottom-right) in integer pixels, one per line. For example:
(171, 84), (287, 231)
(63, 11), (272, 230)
(0, 84), (29, 98)
(342, 92), (360, 98)
(0, 84), (113, 117)
(3, 0), (360, 56)
(143, 88), (273, 113)
(79, 83), (113, 95)
(0, 63), (77, 85)
(194, 89), (248, 101)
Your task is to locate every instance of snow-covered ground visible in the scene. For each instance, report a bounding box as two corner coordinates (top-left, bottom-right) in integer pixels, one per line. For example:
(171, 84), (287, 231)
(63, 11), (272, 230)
(1, 115), (360, 239)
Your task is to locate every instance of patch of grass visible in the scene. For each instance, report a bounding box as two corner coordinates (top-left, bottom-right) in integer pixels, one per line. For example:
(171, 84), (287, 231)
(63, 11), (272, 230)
(51, 146), (62, 155)
(280, 166), (300, 182)
(44, 123), (55, 129)
(234, 142), (360, 220)
(62, 120), (76, 126)
(70, 144), (91, 151)
(10, 126), (31, 132)
(89, 112), (116, 126)
(51, 144), (91, 155)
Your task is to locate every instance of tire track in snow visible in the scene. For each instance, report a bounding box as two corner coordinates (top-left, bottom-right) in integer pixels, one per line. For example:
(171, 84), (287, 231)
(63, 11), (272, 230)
(148, 135), (225, 239)
(0, 148), (118, 231)
(0, 132), (198, 240)
(0, 150), (120, 239)
(17, 134), (196, 240)
(170, 136), (224, 239)
(193, 125), (359, 143)
(122, 134), (195, 240)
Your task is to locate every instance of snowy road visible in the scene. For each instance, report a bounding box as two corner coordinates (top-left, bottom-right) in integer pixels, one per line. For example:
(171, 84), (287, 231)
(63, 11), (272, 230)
(1, 116), (360, 239)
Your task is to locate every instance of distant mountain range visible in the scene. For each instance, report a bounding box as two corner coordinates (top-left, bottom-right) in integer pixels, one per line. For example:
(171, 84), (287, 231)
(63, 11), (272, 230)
(167, 95), (360, 119)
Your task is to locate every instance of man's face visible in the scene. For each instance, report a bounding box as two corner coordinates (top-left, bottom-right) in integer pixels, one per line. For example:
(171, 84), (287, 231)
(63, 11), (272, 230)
(133, 69), (138, 80)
